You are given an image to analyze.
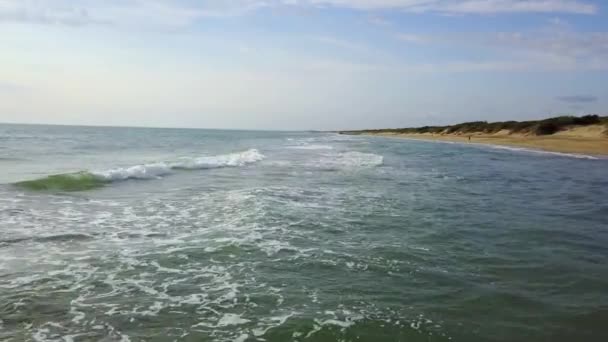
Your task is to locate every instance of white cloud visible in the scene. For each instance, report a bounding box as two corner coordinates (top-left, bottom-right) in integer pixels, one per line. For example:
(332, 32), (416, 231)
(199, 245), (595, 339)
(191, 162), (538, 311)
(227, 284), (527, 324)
(367, 15), (393, 26)
(491, 30), (608, 62)
(393, 22), (608, 71)
(310, 35), (372, 51)
(0, 0), (597, 29)
(0, 0), (265, 28)
(420, 0), (597, 14)
(0, 0), (94, 26)
(292, 0), (597, 14)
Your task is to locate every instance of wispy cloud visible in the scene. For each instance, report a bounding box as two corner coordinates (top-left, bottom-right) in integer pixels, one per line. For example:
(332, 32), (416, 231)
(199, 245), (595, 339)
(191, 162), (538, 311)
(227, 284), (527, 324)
(490, 31), (608, 69)
(0, 0), (95, 26)
(299, 0), (597, 14)
(367, 15), (393, 27)
(310, 36), (372, 51)
(414, 0), (597, 14)
(394, 24), (608, 71)
(0, 0), (264, 28)
(0, 0), (598, 29)
(557, 95), (598, 103)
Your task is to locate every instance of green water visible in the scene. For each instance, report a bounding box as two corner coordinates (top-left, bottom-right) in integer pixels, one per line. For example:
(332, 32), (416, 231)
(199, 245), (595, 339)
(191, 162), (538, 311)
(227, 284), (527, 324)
(1, 124), (607, 341)
(15, 172), (108, 191)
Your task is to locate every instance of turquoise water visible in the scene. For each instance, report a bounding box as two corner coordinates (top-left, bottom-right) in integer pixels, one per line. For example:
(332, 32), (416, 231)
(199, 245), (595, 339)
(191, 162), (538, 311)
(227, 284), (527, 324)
(1, 124), (607, 341)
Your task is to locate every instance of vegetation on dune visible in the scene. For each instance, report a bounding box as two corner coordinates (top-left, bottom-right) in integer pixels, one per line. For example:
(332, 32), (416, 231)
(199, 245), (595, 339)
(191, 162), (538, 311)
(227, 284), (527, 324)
(342, 114), (608, 136)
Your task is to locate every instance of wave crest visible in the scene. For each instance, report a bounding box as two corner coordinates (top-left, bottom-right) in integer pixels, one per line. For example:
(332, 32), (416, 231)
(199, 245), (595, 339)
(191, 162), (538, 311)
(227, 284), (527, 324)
(172, 149), (265, 170)
(93, 163), (172, 181)
(14, 149), (265, 191)
(14, 172), (107, 191)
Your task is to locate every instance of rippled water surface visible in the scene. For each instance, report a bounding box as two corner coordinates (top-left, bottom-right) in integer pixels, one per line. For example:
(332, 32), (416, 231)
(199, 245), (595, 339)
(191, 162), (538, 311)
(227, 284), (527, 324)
(1, 124), (607, 341)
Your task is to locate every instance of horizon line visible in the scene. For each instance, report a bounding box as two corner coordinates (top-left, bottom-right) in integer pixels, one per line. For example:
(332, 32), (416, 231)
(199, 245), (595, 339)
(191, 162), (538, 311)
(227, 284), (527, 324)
(0, 121), (314, 133)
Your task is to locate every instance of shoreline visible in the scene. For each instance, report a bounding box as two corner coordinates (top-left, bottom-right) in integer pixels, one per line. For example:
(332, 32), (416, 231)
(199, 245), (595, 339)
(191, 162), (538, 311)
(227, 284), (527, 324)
(351, 131), (608, 156)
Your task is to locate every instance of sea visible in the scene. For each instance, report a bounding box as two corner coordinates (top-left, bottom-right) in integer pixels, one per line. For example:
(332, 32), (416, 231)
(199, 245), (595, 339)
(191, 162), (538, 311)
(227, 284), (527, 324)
(1, 124), (607, 342)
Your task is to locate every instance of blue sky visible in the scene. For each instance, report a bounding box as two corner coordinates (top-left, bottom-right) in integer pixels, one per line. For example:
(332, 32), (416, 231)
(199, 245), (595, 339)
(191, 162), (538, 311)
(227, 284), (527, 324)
(0, 0), (607, 130)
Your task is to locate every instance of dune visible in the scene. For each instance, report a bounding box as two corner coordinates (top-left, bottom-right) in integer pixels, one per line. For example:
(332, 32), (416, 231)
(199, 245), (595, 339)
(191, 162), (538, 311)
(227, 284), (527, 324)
(341, 116), (608, 156)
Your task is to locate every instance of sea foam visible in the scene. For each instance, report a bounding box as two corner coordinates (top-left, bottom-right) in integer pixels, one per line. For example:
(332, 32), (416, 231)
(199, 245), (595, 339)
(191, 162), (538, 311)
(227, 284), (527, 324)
(171, 149), (265, 170)
(15, 149), (265, 191)
(310, 151), (384, 171)
(93, 149), (265, 181)
(482, 144), (601, 160)
(93, 163), (172, 181)
(336, 151), (384, 168)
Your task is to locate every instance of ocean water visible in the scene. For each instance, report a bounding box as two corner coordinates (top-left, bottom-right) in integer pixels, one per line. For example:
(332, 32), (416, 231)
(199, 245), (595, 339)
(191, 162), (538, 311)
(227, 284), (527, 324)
(1, 124), (607, 342)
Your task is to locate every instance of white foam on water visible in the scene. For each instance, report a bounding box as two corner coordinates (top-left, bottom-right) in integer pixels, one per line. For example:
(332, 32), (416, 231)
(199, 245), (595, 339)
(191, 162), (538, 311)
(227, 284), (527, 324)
(217, 314), (251, 327)
(32, 328), (51, 342)
(304, 309), (365, 338)
(93, 163), (172, 181)
(273, 313), (294, 325)
(481, 144), (601, 160)
(252, 312), (296, 337)
(258, 239), (298, 256)
(90, 149), (265, 182)
(306, 151), (384, 171)
(233, 334), (249, 342)
(305, 324), (323, 338)
(0, 183), (420, 342)
(333, 151), (384, 168)
(318, 318), (356, 328)
(138, 301), (164, 316)
(172, 149), (265, 169)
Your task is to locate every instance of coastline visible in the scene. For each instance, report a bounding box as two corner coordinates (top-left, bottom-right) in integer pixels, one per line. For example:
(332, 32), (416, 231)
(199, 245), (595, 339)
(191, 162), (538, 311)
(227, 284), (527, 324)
(347, 128), (608, 156)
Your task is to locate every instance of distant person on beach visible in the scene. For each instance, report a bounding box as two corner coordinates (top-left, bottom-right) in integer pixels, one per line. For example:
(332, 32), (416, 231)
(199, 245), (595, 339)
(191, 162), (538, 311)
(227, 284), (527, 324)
(468, 136), (471, 141)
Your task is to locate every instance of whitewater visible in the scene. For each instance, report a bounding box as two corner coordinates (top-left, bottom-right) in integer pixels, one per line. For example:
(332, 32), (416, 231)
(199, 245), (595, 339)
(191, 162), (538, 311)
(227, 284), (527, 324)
(1, 124), (607, 342)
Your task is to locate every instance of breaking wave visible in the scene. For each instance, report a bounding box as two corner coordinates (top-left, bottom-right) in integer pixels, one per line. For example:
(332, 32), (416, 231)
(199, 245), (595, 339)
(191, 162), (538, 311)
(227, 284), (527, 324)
(14, 149), (265, 191)
(170, 148), (265, 170)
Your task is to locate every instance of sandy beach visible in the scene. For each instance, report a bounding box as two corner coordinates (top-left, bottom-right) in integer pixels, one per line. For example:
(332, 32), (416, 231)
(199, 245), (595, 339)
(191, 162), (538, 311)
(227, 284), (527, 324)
(353, 125), (608, 156)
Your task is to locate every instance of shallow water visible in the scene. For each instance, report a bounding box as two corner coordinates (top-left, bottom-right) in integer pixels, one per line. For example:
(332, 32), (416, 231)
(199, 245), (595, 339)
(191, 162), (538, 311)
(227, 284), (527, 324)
(1, 124), (607, 341)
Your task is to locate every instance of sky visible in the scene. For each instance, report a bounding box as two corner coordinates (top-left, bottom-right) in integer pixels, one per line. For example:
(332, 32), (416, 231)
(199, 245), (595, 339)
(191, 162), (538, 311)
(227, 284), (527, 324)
(0, 0), (607, 130)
